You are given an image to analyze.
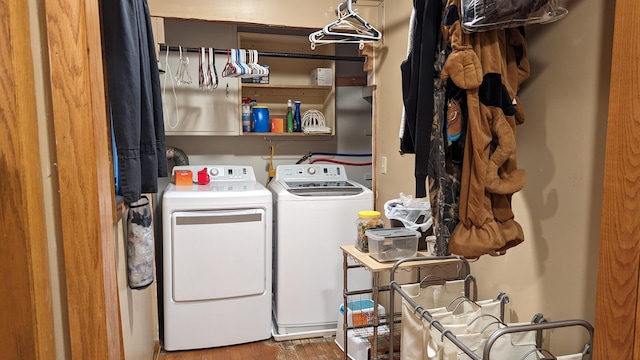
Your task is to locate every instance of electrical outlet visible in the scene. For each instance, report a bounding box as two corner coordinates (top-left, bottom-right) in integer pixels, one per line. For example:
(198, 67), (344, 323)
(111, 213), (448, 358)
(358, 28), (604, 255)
(381, 156), (387, 174)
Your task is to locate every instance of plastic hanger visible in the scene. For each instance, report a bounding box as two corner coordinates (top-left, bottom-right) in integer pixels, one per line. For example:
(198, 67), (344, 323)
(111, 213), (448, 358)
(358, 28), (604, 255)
(328, 0), (380, 38)
(222, 49), (241, 77)
(208, 48), (218, 89)
(252, 50), (269, 76)
(198, 47), (209, 90)
(309, 0), (381, 50)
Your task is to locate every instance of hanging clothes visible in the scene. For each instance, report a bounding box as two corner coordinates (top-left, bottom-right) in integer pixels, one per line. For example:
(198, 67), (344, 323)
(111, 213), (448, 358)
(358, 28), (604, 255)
(101, 0), (168, 204)
(441, 0), (530, 258)
(401, 0), (466, 256)
(400, 0), (444, 198)
(425, 0), (459, 257)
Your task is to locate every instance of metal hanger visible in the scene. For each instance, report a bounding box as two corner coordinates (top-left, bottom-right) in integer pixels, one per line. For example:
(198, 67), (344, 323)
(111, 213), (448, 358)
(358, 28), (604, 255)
(175, 46), (192, 85)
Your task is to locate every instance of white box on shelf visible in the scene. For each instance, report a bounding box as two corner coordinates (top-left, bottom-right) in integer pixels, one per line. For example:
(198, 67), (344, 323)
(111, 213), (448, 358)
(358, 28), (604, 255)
(311, 68), (333, 86)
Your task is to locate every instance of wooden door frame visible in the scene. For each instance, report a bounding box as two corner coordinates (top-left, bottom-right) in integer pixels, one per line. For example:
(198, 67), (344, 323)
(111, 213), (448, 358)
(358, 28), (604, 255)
(1, 1), (56, 358)
(594, 0), (640, 358)
(43, 0), (124, 358)
(2, 0), (124, 358)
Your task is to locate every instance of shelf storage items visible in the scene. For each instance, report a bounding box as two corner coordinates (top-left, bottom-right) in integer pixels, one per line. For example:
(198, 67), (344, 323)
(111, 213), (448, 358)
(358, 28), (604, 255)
(238, 32), (336, 136)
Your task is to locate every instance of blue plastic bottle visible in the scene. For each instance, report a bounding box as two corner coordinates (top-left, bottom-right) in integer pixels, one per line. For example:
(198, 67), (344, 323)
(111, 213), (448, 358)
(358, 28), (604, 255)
(293, 101), (302, 132)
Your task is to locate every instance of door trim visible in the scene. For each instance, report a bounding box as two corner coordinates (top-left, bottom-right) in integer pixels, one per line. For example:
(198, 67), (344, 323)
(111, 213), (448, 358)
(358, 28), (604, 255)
(594, 0), (640, 358)
(43, 0), (124, 358)
(1, 1), (56, 358)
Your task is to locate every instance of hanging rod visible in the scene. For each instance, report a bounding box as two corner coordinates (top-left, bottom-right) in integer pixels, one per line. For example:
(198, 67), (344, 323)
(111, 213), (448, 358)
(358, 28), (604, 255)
(158, 44), (365, 63)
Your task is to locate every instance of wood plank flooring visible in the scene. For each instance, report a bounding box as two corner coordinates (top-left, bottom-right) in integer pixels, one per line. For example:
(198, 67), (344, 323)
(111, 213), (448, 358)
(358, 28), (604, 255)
(156, 336), (347, 360)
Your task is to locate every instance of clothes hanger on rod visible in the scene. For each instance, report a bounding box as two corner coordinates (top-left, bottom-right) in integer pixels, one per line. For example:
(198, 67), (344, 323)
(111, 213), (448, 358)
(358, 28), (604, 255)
(309, 0), (381, 50)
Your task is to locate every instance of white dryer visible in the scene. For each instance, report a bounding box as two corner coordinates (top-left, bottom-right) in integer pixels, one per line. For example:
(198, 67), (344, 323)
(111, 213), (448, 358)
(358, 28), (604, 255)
(162, 165), (272, 351)
(269, 164), (372, 341)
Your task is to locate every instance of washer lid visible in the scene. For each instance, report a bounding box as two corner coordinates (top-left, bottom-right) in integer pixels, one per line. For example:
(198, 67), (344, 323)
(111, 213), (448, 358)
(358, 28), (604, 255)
(282, 180), (363, 196)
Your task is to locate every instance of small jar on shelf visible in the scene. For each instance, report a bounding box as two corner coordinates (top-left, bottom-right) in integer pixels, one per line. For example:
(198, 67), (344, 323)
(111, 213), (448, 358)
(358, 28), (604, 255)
(356, 210), (384, 253)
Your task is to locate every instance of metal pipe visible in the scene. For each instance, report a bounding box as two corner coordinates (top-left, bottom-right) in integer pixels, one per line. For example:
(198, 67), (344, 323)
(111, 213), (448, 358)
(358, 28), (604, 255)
(158, 44), (366, 62)
(482, 319), (594, 360)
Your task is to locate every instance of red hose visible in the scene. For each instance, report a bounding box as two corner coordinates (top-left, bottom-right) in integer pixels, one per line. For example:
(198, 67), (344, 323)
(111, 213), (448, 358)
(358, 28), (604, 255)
(309, 158), (372, 166)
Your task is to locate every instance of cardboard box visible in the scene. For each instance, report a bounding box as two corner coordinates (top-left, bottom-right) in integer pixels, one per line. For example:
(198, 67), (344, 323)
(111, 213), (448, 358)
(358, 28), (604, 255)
(310, 68), (333, 86)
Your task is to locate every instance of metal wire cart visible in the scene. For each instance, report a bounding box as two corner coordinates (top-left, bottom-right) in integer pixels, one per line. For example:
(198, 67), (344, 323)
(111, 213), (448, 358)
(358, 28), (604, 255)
(388, 257), (594, 360)
(339, 247), (594, 359)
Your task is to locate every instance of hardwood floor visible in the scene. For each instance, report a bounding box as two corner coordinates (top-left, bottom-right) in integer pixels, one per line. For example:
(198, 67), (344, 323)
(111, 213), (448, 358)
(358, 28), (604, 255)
(156, 336), (347, 360)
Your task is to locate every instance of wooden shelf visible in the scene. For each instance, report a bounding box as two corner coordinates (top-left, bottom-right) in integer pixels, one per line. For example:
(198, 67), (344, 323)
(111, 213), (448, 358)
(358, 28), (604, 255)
(241, 84), (333, 104)
(239, 32), (335, 136)
(241, 131), (333, 137)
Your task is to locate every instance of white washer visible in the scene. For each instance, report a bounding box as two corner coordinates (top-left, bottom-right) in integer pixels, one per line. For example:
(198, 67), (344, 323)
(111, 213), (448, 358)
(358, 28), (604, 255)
(162, 165), (272, 351)
(269, 164), (372, 340)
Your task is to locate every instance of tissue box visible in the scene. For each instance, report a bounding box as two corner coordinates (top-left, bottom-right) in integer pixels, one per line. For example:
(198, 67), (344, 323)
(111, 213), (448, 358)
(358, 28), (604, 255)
(310, 68), (333, 86)
(366, 228), (419, 262)
(174, 170), (193, 186)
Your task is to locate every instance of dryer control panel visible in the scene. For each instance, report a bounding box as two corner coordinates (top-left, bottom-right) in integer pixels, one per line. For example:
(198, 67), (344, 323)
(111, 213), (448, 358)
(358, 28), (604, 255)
(172, 165), (256, 182)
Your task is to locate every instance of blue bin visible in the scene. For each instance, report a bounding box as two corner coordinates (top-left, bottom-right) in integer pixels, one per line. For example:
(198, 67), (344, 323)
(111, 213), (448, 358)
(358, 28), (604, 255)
(251, 106), (270, 132)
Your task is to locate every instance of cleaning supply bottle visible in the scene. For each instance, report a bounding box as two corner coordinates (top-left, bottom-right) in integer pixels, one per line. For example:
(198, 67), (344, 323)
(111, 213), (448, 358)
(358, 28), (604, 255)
(286, 99), (294, 133)
(293, 100), (302, 132)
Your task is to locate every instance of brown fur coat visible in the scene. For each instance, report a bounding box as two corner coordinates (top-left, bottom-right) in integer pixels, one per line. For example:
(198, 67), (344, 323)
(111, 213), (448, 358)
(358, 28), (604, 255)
(441, 0), (530, 258)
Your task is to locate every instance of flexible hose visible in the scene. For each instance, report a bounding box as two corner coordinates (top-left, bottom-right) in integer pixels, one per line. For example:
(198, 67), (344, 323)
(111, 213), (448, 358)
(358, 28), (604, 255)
(296, 152), (372, 164)
(309, 158), (372, 166)
(311, 152), (372, 157)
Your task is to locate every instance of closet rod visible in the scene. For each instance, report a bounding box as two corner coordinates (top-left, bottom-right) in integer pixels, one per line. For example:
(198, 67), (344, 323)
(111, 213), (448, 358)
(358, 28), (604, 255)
(158, 44), (366, 62)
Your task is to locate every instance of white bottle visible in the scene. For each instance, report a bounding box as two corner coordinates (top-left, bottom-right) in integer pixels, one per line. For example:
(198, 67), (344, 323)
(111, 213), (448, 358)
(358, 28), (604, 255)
(242, 98), (251, 132)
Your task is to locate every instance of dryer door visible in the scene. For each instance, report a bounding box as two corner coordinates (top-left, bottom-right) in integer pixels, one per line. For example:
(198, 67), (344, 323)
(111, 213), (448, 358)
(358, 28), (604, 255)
(171, 209), (267, 302)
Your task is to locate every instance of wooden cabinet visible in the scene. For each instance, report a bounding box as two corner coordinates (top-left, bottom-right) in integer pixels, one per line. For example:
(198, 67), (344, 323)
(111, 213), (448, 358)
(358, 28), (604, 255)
(160, 50), (241, 136)
(238, 32), (336, 136)
(158, 20), (241, 136)
(155, 22), (337, 137)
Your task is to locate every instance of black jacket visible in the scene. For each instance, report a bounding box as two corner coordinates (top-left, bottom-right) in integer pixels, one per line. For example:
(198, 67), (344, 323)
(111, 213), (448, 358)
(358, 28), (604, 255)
(102, 0), (168, 204)
(400, 0), (443, 198)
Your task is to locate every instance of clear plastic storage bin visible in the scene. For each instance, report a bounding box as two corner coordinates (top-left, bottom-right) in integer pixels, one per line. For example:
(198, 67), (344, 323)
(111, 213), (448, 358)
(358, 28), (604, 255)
(365, 228), (419, 262)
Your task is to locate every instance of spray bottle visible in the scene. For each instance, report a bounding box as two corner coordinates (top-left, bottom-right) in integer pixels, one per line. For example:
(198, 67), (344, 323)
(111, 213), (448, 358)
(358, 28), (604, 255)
(286, 99), (294, 133)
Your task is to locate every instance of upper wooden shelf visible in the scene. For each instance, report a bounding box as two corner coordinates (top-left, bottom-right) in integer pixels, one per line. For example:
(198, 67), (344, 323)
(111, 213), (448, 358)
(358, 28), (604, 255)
(241, 84), (332, 90)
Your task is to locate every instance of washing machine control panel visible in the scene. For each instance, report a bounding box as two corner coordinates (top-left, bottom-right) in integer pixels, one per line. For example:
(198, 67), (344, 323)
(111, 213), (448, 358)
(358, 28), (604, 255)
(275, 164), (348, 181)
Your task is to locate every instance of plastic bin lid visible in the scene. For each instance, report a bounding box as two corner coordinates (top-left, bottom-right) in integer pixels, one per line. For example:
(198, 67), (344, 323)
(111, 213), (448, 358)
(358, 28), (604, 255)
(339, 299), (375, 314)
(365, 227), (420, 240)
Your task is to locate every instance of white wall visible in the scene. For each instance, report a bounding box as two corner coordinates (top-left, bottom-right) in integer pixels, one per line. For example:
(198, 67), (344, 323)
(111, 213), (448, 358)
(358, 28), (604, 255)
(148, 0), (382, 30)
(115, 216), (157, 360)
(375, 0), (614, 355)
